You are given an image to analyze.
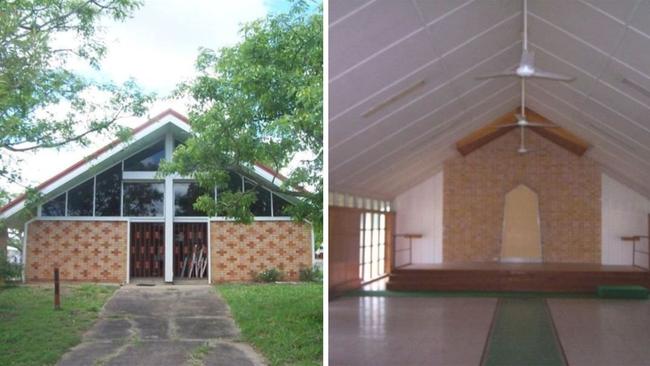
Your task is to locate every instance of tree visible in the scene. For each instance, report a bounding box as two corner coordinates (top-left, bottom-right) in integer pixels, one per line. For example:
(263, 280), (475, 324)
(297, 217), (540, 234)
(0, 0), (152, 198)
(160, 1), (322, 242)
(0, 0), (152, 259)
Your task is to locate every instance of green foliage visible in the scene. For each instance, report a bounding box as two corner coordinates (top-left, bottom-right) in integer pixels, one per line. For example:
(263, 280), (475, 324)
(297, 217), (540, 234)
(217, 283), (323, 366)
(0, 0), (152, 205)
(160, 2), (323, 240)
(0, 253), (22, 282)
(0, 284), (117, 366)
(299, 266), (322, 282)
(255, 268), (284, 283)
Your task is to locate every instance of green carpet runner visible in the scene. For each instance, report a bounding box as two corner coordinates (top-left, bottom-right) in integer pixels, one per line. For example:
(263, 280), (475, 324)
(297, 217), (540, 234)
(482, 298), (566, 366)
(597, 285), (648, 299)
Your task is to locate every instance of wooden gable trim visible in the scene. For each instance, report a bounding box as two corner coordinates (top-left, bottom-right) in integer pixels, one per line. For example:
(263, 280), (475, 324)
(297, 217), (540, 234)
(456, 107), (589, 157)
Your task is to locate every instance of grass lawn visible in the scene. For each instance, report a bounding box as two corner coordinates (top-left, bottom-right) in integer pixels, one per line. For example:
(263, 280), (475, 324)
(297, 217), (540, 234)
(217, 283), (323, 366)
(0, 284), (117, 366)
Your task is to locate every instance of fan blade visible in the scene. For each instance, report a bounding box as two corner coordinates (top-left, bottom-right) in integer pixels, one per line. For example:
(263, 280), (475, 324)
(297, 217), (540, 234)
(475, 71), (518, 80)
(520, 49), (535, 68)
(531, 69), (574, 81)
(527, 123), (559, 128)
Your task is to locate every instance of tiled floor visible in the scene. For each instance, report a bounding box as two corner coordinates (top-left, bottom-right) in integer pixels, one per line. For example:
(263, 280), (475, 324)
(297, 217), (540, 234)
(548, 299), (650, 366)
(329, 296), (497, 366)
(330, 295), (650, 366)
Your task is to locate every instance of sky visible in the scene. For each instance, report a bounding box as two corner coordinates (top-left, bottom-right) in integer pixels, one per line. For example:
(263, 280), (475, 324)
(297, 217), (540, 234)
(8, 0), (295, 194)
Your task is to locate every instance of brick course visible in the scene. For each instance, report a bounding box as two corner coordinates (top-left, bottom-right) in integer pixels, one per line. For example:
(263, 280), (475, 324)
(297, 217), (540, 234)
(211, 221), (312, 282)
(26, 220), (127, 283)
(443, 129), (601, 263)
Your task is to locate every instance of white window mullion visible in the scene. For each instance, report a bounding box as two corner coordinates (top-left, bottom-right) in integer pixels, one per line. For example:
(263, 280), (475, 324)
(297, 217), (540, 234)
(92, 176), (96, 217)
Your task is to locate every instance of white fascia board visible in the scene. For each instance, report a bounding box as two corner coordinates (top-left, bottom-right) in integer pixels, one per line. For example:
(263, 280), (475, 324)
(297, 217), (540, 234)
(252, 166), (285, 188)
(1, 115), (189, 220)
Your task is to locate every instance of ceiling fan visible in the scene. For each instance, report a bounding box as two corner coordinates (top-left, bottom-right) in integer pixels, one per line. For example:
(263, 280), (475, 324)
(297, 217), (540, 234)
(477, 0), (572, 155)
(476, 0), (574, 82)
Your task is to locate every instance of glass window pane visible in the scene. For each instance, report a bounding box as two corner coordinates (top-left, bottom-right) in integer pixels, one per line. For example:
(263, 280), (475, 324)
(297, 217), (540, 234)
(379, 229), (386, 245)
(123, 141), (165, 171)
(365, 213), (372, 228)
(42, 193), (66, 216)
(216, 172), (242, 216)
(67, 178), (94, 216)
(174, 182), (208, 216)
(272, 194), (291, 216)
(244, 179), (272, 216)
(380, 214), (386, 229)
(123, 182), (164, 216)
(379, 259), (385, 275)
(95, 164), (121, 216)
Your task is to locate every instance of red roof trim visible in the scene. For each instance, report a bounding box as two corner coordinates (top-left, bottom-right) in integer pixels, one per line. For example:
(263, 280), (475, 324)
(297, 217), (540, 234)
(255, 162), (288, 181)
(0, 109), (287, 214)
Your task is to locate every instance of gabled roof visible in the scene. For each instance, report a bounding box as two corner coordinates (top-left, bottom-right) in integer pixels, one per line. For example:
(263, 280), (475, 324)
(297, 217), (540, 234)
(329, 0), (650, 199)
(0, 109), (286, 220)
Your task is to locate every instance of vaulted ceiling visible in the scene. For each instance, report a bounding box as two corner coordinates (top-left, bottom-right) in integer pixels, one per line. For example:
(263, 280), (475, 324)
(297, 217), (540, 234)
(329, 0), (650, 199)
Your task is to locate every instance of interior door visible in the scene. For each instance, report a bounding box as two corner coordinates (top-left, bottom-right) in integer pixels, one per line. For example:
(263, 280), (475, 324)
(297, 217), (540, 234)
(130, 223), (165, 277)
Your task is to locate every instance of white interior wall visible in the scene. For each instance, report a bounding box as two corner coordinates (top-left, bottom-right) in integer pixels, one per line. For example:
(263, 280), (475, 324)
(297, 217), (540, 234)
(394, 171), (443, 265)
(602, 173), (650, 268)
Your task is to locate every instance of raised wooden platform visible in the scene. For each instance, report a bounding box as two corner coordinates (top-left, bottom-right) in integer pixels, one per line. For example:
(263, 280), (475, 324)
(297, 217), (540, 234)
(386, 263), (650, 292)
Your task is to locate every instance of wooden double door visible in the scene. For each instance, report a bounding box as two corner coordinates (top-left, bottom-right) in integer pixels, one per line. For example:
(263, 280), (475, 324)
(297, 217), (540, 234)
(130, 223), (165, 278)
(129, 222), (208, 279)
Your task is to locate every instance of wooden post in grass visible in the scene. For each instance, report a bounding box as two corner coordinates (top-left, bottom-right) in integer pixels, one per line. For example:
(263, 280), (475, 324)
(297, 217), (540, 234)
(54, 268), (60, 310)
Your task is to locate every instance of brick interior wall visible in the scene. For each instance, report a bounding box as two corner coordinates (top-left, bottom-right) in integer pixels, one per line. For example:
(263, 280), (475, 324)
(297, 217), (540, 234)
(26, 220), (127, 282)
(211, 221), (312, 282)
(444, 129), (601, 263)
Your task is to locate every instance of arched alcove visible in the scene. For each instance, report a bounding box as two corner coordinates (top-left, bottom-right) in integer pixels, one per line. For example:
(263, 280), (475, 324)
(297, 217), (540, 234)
(501, 184), (542, 262)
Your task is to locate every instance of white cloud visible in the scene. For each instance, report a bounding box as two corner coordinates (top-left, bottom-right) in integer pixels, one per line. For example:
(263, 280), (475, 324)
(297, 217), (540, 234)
(97, 0), (268, 94)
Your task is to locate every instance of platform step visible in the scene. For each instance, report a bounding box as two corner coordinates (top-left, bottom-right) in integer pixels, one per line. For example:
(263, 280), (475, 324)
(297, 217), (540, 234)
(597, 285), (648, 299)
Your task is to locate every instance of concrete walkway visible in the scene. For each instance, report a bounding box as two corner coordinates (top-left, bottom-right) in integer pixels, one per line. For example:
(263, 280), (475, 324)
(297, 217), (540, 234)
(58, 285), (265, 366)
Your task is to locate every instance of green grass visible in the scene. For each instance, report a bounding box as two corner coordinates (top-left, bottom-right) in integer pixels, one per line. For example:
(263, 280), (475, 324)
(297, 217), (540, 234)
(217, 283), (323, 366)
(0, 284), (117, 366)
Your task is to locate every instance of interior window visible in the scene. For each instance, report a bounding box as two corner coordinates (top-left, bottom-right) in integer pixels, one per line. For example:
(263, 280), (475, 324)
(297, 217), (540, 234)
(123, 141), (165, 171)
(67, 178), (94, 216)
(123, 182), (164, 216)
(272, 193), (291, 216)
(174, 182), (208, 216)
(95, 164), (122, 216)
(245, 178), (272, 216)
(41, 193), (66, 216)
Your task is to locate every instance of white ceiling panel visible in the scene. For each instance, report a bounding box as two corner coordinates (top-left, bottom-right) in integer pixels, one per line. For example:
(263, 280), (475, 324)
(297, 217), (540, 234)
(329, 31), (440, 121)
(329, 0), (373, 24)
(329, 0), (423, 77)
(615, 28), (650, 78)
(582, 0), (639, 24)
(425, 0), (520, 56)
(628, 0), (650, 37)
(329, 0), (650, 200)
(527, 14), (609, 76)
(528, 0), (627, 55)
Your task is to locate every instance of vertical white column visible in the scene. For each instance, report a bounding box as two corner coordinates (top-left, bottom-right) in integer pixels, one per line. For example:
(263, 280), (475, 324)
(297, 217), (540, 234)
(164, 132), (174, 282)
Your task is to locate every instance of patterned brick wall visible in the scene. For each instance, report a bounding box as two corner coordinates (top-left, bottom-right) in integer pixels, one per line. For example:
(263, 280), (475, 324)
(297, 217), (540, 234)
(26, 220), (127, 283)
(211, 221), (312, 282)
(444, 129), (601, 263)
